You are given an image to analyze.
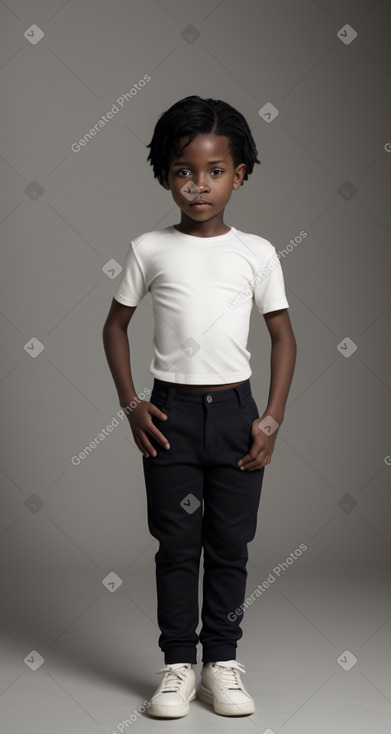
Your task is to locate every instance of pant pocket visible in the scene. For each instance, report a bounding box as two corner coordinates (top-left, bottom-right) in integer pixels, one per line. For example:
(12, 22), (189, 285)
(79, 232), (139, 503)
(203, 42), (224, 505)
(149, 392), (169, 412)
(238, 397), (258, 431)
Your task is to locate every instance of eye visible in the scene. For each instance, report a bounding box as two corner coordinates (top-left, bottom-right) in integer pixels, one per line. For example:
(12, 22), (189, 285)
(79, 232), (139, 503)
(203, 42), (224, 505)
(211, 168), (224, 175)
(176, 169), (191, 177)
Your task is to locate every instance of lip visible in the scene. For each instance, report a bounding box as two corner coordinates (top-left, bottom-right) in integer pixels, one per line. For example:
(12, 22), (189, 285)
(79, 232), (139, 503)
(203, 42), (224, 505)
(190, 201), (211, 206)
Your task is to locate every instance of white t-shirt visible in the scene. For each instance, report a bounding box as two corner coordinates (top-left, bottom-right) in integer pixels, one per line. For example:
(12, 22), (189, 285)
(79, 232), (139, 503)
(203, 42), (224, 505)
(113, 225), (289, 385)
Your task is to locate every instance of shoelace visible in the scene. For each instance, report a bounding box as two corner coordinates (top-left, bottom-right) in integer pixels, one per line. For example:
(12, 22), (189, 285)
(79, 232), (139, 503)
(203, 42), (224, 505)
(212, 660), (246, 689)
(154, 663), (191, 693)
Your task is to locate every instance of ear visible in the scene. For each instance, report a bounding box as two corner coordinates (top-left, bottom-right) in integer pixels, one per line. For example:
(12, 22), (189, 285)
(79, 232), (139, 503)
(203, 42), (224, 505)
(232, 163), (246, 190)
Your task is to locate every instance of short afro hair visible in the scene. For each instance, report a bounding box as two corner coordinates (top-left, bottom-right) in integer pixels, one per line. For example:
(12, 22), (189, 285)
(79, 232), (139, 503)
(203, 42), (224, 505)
(146, 95), (261, 187)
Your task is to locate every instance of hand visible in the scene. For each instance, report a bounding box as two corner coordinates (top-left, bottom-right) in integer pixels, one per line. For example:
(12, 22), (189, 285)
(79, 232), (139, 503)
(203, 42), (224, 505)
(126, 400), (170, 458)
(237, 414), (280, 471)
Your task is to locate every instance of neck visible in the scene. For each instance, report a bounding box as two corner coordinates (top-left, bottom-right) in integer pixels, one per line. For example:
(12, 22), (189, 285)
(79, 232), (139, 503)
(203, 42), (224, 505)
(174, 214), (230, 238)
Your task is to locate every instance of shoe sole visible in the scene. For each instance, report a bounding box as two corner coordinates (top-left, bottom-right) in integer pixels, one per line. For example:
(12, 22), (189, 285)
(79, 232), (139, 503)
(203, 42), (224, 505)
(197, 681), (255, 716)
(147, 688), (197, 718)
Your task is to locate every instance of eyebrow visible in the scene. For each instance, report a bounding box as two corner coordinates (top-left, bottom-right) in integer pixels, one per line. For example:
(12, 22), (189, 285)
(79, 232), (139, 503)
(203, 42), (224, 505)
(172, 160), (226, 166)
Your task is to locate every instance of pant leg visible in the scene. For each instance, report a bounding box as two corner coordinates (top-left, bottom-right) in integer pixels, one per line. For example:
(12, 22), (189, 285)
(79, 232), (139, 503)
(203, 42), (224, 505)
(199, 386), (264, 663)
(142, 385), (204, 665)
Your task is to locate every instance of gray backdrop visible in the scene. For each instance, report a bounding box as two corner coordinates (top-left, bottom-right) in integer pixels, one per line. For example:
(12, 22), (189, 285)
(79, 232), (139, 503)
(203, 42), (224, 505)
(1, 1), (391, 731)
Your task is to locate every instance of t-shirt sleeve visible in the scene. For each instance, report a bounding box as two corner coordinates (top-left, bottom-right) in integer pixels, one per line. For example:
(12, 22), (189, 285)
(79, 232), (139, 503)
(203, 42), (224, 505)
(113, 240), (148, 307)
(253, 246), (289, 314)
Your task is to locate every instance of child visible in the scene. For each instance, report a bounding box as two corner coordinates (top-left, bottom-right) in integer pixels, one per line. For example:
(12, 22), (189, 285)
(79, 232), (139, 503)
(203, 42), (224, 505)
(102, 95), (296, 718)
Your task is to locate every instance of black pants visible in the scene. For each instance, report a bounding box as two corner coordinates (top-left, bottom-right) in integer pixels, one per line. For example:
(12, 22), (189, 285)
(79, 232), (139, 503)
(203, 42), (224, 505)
(142, 378), (264, 665)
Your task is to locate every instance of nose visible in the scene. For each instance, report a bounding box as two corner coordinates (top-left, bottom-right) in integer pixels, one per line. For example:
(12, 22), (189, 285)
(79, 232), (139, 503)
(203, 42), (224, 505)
(192, 178), (208, 191)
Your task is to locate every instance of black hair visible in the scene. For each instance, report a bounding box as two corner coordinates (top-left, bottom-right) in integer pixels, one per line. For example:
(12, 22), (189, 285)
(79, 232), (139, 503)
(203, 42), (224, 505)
(146, 95), (261, 187)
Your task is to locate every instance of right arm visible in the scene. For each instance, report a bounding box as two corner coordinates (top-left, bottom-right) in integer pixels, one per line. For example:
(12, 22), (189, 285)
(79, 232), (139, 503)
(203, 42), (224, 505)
(102, 298), (170, 458)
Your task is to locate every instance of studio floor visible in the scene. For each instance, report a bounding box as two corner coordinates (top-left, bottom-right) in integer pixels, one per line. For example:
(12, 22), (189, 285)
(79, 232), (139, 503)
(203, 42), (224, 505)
(0, 566), (390, 733)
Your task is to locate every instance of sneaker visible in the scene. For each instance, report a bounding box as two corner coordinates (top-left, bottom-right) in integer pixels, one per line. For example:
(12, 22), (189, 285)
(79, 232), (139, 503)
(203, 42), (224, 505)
(147, 663), (197, 718)
(197, 659), (255, 716)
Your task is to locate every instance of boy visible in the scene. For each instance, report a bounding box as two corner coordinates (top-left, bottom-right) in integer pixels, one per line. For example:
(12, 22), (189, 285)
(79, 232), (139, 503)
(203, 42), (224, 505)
(102, 95), (296, 718)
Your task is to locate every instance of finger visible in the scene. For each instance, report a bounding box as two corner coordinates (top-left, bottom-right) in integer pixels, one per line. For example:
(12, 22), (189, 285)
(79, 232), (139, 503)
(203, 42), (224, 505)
(238, 444), (259, 467)
(237, 453), (251, 467)
(148, 408), (170, 449)
(138, 431), (158, 458)
(238, 452), (258, 469)
(150, 404), (169, 421)
(240, 460), (258, 471)
(150, 426), (170, 449)
(245, 453), (272, 471)
(246, 440), (271, 463)
(239, 447), (265, 470)
(135, 434), (154, 458)
(242, 459), (264, 471)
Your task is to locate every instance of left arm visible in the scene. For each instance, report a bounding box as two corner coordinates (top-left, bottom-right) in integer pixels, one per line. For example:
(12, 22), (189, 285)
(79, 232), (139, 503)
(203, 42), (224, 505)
(238, 308), (297, 471)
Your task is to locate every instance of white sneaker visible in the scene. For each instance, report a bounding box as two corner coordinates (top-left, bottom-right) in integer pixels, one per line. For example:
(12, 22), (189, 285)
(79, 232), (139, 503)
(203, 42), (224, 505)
(147, 663), (196, 718)
(197, 659), (255, 716)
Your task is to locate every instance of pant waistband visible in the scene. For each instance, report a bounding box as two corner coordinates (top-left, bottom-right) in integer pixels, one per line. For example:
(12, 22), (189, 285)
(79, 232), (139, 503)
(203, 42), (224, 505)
(151, 379), (253, 408)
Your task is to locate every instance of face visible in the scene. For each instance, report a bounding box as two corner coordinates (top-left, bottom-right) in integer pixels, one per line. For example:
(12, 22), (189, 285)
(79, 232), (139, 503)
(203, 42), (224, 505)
(161, 133), (246, 227)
